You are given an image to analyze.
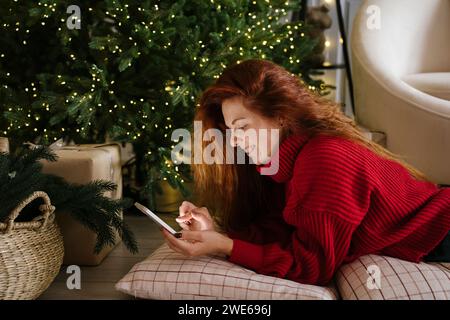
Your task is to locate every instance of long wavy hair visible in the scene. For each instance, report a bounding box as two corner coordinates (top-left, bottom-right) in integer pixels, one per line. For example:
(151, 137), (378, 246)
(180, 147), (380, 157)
(192, 59), (431, 233)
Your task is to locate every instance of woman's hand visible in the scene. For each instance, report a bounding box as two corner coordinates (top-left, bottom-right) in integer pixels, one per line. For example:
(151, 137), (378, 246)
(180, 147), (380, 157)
(161, 228), (233, 258)
(176, 201), (216, 232)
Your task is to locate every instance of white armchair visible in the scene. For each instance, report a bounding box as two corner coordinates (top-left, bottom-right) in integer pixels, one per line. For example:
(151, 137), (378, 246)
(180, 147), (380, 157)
(351, 0), (450, 185)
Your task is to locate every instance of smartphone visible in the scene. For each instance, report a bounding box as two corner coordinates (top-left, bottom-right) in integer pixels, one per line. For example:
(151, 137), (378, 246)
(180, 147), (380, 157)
(134, 202), (182, 238)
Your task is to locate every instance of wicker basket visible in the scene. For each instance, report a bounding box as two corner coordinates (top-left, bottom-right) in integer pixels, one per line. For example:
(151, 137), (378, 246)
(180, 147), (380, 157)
(0, 191), (64, 300)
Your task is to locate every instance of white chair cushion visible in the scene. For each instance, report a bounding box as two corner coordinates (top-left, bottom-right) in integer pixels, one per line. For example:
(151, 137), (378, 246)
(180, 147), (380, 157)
(115, 243), (339, 300)
(402, 72), (450, 100)
(336, 254), (450, 300)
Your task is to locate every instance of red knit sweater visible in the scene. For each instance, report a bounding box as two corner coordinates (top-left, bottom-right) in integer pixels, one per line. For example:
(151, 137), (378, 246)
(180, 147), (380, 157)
(226, 133), (450, 286)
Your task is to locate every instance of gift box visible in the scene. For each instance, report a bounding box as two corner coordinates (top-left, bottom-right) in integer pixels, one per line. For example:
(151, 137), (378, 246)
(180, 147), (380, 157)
(41, 143), (123, 266)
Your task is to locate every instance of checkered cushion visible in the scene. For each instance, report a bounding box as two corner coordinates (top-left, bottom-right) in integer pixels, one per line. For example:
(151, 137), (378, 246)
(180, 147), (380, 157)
(336, 255), (450, 300)
(115, 243), (339, 300)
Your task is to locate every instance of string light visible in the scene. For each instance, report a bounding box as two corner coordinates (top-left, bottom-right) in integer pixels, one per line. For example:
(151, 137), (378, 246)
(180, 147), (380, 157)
(0, 0), (323, 182)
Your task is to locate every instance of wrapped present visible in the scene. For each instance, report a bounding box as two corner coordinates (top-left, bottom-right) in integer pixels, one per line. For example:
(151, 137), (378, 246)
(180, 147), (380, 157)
(0, 137), (9, 153)
(41, 143), (123, 266)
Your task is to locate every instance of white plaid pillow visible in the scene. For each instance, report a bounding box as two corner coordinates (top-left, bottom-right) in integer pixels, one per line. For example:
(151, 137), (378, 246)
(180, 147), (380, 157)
(116, 243), (339, 300)
(336, 255), (450, 300)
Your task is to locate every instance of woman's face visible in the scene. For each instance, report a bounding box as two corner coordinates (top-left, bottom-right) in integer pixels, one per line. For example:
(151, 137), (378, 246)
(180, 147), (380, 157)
(221, 96), (281, 165)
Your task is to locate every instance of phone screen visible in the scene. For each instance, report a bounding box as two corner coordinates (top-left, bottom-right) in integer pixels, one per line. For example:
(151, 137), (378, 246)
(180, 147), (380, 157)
(134, 202), (182, 238)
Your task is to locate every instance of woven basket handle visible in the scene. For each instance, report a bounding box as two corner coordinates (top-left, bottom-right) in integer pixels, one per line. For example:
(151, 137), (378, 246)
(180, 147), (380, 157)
(6, 191), (55, 233)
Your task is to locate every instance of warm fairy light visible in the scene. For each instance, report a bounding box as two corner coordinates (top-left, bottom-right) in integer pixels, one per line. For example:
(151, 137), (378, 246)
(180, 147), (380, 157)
(1, 0), (324, 186)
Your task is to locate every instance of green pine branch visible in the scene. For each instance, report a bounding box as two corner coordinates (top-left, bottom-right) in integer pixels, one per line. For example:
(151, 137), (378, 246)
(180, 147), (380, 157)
(0, 145), (138, 254)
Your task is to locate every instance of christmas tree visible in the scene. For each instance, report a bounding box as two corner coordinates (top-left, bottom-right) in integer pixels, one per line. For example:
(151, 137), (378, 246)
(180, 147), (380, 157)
(0, 0), (327, 209)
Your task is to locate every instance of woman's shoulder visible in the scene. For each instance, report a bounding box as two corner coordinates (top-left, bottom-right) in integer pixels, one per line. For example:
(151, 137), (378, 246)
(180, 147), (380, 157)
(290, 133), (381, 187)
(298, 134), (373, 166)
(287, 134), (376, 221)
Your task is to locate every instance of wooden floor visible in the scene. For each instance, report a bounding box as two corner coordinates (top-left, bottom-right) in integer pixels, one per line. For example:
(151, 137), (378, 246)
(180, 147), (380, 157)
(39, 212), (179, 300)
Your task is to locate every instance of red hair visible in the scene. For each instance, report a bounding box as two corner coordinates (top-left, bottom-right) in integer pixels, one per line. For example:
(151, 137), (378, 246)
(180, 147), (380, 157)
(192, 59), (430, 232)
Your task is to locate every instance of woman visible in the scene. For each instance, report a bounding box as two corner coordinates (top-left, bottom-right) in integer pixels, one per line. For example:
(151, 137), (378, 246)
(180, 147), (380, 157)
(161, 59), (450, 286)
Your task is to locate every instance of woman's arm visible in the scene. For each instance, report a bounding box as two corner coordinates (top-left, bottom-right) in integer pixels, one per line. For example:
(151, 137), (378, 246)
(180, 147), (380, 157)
(226, 141), (370, 285)
(225, 210), (294, 245)
(226, 209), (358, 285)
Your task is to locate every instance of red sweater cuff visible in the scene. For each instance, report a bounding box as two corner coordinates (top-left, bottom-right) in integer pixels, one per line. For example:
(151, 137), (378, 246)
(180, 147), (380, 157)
(227, 238), (264, 271)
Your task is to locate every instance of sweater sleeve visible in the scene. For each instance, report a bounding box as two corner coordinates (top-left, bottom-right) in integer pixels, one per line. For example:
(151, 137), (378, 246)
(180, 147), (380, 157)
(227, 138), (372, 285)
(227, 209), (358, 285)
(225, 210), (294, 245)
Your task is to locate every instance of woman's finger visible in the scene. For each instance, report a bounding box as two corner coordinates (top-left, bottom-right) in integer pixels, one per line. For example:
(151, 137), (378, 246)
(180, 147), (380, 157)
(163, 229), (199, 254)
(176, 212), (193, 222)
(162, 229), (187, 253)
(162, 232), (176, 248)
(166, 240), (184, 254)
(179, 201), (197, 216)
(166, 241), (184, 254)
(190, 209), (213, 227)
(177, 221), (191, 230)
(180, 230), (204, 242)
(176, 213), (193, 229)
